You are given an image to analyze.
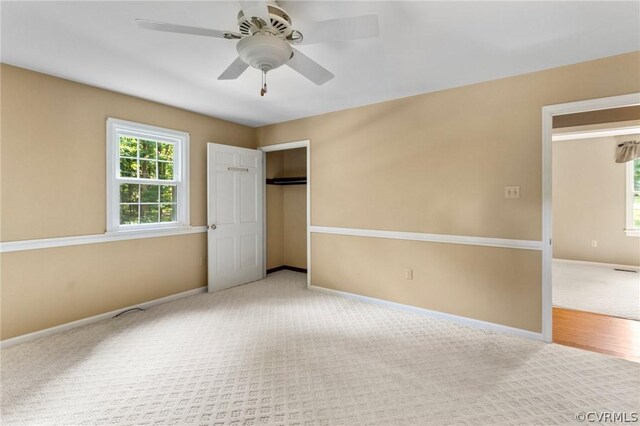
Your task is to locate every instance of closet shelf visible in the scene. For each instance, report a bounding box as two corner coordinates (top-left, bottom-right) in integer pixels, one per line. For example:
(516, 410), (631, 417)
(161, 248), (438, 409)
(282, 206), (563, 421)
(266, 177), (307, 185)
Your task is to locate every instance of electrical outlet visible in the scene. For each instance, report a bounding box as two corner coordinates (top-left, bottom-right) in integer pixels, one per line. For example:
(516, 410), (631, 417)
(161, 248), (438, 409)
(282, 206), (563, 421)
(504, 186), (520, 199)
(200, 257), (205, 266)
(591, 240), (598, 248)
(405, 268), (413, 280)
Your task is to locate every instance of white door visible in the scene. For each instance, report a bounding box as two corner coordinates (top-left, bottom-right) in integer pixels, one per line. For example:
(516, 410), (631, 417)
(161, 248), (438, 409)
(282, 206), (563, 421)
(207, 143), (263, 292)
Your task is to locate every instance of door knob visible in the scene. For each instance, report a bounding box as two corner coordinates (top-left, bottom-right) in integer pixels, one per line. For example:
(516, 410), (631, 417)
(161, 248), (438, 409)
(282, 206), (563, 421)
(209, 224), (217, 230)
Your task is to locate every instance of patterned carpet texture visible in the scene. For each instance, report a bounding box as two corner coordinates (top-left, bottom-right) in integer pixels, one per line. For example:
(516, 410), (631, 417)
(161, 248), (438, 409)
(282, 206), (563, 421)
(2, 271), (639, 425)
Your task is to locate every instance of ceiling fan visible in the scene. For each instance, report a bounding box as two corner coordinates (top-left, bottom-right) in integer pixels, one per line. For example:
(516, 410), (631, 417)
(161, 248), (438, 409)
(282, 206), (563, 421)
(136, 1), (379, 96)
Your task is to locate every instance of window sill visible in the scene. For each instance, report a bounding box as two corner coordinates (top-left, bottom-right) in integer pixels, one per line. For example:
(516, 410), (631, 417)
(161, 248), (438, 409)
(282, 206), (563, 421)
(625, 229), (640, 237)
(106, 225), (198, 237)
(0, 226), (207, 253)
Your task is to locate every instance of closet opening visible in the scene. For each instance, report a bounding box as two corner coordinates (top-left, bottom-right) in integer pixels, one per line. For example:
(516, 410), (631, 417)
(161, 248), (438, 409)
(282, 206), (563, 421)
(259, 141), (310, 287)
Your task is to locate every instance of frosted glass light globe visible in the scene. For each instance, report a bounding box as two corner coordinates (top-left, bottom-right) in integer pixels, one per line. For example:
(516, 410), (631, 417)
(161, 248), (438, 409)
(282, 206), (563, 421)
(237, 34), (292, 71)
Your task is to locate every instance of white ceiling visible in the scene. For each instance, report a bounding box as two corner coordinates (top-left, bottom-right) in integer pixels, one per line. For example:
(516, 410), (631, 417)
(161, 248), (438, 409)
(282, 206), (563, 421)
(2, 1), (639, 127)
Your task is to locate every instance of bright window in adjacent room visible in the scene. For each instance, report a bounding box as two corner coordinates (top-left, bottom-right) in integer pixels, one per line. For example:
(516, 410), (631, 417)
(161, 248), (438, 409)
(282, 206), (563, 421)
(627, 158), (640, 236)
(106, 118), (189, 232)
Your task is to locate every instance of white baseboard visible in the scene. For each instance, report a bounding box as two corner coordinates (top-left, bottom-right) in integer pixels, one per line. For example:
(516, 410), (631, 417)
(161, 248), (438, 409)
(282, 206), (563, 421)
(309, 285), (544, 341)
(553, 258), (640, 271)
(0, 286), (207, 349)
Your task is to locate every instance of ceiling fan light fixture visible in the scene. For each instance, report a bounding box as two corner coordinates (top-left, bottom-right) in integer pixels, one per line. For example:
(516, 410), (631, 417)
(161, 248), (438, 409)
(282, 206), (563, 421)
(236, 34), (292, 72)
(137, 2), (380, 93)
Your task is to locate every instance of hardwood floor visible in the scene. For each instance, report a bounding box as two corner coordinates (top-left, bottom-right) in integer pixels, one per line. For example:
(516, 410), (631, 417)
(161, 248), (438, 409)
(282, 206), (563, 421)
(553, 306), (640, 362)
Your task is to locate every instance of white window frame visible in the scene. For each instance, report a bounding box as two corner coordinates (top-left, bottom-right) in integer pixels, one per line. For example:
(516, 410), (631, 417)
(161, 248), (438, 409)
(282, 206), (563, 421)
(626, 158), (640, 237)
(106, 118), (190, 233)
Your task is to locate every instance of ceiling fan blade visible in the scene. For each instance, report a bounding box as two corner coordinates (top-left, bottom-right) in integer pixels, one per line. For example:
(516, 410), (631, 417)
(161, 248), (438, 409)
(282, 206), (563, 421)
(287, 48), (334, 85)
(299, 14), (379, 45)
(136, 19), (241, 40)
(239, 1), (271, 25)
(218, 57), (250, 80)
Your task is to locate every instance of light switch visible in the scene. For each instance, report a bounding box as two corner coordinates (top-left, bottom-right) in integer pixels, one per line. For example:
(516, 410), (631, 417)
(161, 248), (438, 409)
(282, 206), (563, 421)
(504, 186), (520, 199)
(405, 268), (413, 280)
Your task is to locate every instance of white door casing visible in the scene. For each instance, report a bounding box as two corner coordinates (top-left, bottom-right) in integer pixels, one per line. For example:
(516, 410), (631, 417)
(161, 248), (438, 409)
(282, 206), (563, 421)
(207, 143), (264, 292)
(541, 92), (640, 342)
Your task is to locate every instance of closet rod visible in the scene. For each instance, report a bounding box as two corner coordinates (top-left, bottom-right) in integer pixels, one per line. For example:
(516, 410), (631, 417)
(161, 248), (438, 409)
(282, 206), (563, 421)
(266, 177), (307, 185)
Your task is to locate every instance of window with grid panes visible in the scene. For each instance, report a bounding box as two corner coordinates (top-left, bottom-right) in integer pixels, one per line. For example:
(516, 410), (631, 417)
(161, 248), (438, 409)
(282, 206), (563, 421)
(106, 119), (189, 232)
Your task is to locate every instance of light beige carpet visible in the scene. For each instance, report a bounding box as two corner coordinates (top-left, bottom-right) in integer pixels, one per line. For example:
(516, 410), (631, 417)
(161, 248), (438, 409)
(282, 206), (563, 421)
(2, 271), (639, 425)
(553, 260), (640, 320)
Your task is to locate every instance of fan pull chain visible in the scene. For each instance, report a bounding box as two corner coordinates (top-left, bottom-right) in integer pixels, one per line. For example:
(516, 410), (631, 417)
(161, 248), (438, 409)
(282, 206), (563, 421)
(261, 70), (268, 96)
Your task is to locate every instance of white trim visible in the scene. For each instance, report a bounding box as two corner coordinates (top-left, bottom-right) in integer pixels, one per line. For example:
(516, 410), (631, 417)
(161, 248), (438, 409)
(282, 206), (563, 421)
(106, 118), (190, 233)
(626, 159), (640, 236)
(541, 92), (640, 343)
(306, 141), (311, 289)
(310, 226), (542, 251)
(542, 104), (554, 343)
(259, 140), (309, 152)
(553, 258), (640, 271)
(261, 151), (267, 279)
(258, 140), (311, 288)
(309, 285), (543, 341)
(552, 125), (640, 141)
(0, 286), (207, 349)
(0, 226), (207, 253)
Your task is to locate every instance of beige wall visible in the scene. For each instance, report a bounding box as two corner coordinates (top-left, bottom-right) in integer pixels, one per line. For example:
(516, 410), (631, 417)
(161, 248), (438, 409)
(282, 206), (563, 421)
(282, 149), (307, 269)
(2, 234), (206, 338)
(283, 185), (307, 269)
(0, 64), (255, 339)
(283, 147), (306, 177)
(1, 64), (255, 241)
(312, 233), (542, 332)
(258, 52), (640, 333)
(265, 148), (307, 270)
(553, 134), (640, 266)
